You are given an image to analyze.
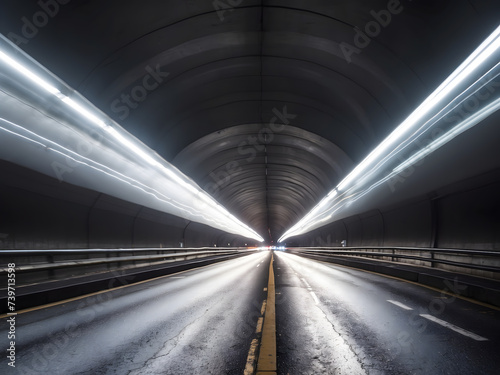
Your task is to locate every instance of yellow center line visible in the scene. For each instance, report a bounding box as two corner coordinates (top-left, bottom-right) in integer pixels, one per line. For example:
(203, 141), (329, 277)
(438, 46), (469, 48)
(256, 253), (277, 374)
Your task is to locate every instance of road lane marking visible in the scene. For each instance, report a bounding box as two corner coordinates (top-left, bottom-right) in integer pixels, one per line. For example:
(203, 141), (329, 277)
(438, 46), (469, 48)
(257, 253), (277, 373)
(301, 278), (311, 288)
(387, 300), (413, 310)
(276, 253), (366, 375)
(419, 314), (488, 341)
(299, 277), (320, 305)
(261, 300), (267, 315)
(292, 255), (500, 312)
(244, 339), (259, 375)
(309, 291), (320, 304)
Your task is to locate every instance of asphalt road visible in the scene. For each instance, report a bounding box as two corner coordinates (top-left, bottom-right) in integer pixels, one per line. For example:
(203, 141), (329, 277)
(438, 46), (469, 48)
(274, 251), (500, 375)
(0, 251), (271, 375)
(2, 250), (499, 375)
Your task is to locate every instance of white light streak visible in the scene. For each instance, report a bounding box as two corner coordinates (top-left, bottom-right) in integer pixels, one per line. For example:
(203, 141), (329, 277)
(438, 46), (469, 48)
(0, 33), (264, 243)
(0, 50), (60, 96)
(279, 25), (500, 243)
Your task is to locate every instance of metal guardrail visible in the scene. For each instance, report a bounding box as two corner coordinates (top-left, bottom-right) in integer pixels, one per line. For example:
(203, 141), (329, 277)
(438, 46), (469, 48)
(0, 247), (255, 274)
(0, 246), (248, 254)
(0, 248), (261, 312)
(287, 246), (500, 273)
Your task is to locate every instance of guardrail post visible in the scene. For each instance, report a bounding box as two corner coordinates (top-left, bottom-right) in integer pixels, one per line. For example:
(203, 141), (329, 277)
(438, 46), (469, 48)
(182, 221), (191, 248)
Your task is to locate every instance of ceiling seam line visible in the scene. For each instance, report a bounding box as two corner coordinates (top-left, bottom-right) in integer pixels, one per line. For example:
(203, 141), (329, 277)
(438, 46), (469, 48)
(79, 4), (355, 89)
(260, 0), (271, 242)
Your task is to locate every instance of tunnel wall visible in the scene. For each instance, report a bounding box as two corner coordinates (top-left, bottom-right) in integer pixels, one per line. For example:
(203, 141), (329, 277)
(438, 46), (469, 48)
(0, 161), (253, 249)
(298, 169), (500, 251)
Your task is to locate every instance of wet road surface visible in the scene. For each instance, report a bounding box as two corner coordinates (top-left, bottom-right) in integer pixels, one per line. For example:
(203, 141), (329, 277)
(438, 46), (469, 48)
(2, 250), (500, 374)
(274, 252), (500, 375)
(0, 252), (270, 375)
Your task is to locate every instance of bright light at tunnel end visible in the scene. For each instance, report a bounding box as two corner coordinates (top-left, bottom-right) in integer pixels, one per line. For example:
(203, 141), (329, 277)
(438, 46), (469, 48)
(278, 25), (500, 243)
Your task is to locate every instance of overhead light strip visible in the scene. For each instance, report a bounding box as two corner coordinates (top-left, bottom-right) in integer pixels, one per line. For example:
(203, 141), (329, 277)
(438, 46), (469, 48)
(0, 34), (264, 243)
(279, 25), (500, 243)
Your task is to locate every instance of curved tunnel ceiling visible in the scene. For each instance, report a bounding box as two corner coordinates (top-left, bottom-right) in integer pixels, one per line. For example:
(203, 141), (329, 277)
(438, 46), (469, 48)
(173, 124), (354, 239)
(1, 0), (499, 241)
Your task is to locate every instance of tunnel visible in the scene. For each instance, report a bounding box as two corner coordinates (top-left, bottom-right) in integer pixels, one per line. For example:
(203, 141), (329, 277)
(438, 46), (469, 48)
(0, 1), (500, 374)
